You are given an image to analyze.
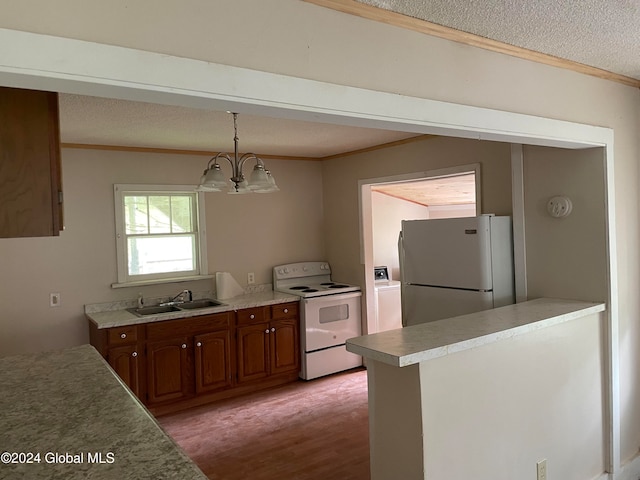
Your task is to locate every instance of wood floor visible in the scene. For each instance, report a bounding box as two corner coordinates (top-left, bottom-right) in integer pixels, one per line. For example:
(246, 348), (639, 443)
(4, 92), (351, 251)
(158, 368), (370, 480)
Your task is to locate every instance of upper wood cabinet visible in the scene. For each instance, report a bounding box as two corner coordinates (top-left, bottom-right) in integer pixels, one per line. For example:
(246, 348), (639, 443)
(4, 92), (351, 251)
(0, 86), (63, 237)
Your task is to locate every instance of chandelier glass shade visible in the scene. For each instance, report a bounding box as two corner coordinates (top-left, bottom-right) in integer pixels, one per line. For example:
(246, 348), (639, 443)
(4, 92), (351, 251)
(197, 112), (279, 194)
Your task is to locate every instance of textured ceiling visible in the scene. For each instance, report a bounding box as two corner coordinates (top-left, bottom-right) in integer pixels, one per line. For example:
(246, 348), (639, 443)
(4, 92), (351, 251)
(58, 94), (418, 159)
(356, 0), (640, 79)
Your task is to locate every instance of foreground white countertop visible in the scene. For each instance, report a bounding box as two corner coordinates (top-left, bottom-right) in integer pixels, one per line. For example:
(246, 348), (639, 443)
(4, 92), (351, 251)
(87, 291), (299, 329)
(347, 298), (605, 367)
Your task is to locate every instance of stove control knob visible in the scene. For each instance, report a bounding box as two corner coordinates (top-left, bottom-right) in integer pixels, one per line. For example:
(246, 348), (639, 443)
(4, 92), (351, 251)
(284, 268), (289, 274)
(302, 266), (308, 271)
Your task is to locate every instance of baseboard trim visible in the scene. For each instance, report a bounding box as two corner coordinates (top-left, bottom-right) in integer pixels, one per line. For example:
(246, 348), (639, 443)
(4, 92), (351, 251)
(592, 452), (640, 480)
(616, 452), (640, 480)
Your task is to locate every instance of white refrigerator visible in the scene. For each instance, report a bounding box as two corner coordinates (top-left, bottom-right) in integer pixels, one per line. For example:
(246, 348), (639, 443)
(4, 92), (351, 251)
(398, 215), (515, 327)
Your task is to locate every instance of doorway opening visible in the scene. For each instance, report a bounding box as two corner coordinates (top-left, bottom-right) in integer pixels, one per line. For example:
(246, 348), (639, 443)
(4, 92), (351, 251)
(360, 164), (480, 335)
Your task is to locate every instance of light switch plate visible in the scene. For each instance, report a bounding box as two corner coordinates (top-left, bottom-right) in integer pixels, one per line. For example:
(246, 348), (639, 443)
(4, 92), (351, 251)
(50, 293), (61, 307)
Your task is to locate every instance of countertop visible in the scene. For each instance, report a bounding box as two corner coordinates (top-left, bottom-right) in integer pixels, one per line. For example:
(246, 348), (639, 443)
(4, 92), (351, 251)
(0, 344), (206, 480)
(346, 297), (606, 367)
(86, 290), (300, 329)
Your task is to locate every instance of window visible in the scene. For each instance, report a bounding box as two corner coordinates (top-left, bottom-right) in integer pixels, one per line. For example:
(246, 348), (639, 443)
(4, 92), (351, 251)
(113, 185), (208, 286)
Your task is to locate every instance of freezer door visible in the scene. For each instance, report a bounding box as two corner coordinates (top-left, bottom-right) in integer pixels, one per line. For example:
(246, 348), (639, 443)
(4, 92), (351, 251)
(400, 216), (493, 290)
(402, 284), (494, 327)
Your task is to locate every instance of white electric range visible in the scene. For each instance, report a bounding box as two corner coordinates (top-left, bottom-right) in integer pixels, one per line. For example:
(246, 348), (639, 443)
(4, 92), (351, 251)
(273, 262), (363, 380)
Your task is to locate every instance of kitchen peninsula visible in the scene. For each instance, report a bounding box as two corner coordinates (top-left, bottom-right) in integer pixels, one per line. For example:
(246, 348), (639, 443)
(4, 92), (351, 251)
(0, 345), (206, 479)
(347, 298), (606, 480)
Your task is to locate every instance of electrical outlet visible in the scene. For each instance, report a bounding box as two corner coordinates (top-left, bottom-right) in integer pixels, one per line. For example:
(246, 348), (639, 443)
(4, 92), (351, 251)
(536, 459), (547, 480)
(50, 293), (61, 307)
(248, 272), (255, 285)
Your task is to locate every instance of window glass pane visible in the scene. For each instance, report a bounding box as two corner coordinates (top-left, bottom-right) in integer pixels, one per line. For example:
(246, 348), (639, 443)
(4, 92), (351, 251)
(124, 196), (149, 234)
(148, 196), (172, 234)
(171, 196), (193, 232)
(127, 235), (196, 275)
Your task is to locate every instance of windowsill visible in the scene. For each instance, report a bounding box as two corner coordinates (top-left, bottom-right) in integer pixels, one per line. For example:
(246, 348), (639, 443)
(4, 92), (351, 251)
(111, 274), (214, 289)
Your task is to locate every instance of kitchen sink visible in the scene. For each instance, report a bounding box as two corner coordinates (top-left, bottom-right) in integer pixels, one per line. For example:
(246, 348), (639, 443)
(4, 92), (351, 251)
(127, 299), (226, 317)
(127, 305), (182, 316)
(178, 299), (226, 310)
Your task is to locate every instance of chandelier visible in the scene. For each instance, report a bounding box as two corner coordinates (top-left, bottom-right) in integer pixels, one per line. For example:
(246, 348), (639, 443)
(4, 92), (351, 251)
(197, 112), (279, 194)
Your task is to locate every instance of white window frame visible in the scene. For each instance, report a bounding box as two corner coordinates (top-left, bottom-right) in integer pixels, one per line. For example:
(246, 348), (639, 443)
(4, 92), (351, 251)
(112, 184), (210, 288)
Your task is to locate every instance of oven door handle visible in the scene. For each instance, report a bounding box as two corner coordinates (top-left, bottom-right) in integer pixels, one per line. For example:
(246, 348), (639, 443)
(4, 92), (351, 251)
(302, 291), (362, 306)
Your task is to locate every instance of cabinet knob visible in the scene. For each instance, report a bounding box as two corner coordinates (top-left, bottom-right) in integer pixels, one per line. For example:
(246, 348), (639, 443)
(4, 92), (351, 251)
(131, 351), (138, 358)
(181, 343), (187, 349)
(120, 333), (127, 339)
(196, 342), (202, 347)
(250, 314), (255, 319)
(265, 329), (270, 334)
(283, 308), (288, 314)
(271, 327), (276, 332)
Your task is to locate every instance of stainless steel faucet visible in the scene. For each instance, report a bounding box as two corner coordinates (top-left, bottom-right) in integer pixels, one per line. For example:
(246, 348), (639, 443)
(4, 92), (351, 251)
(161, 289), (192, 306)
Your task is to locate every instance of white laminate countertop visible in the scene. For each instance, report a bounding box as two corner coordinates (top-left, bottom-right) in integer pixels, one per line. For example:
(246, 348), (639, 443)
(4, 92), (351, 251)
(86, 291), (300, 329)
(346, 297), (606, 367)
(0, 345), (206, 480)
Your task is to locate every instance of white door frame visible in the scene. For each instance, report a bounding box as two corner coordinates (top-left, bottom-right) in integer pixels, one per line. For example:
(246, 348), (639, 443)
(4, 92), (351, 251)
(0, 27), (619, 477)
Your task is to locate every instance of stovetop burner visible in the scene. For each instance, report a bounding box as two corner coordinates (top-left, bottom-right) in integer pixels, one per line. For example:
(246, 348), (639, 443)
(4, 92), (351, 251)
(273, 261), (361, 298)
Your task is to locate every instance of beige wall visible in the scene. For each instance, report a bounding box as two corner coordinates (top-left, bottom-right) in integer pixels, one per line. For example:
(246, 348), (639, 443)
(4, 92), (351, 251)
(523, 146), (608, 302)
(0, 148), (323, 356)
(0, 0), (639, 469)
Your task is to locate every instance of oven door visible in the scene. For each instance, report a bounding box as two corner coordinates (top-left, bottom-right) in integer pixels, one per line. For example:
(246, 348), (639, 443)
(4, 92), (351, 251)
(301, 291), (362, 353)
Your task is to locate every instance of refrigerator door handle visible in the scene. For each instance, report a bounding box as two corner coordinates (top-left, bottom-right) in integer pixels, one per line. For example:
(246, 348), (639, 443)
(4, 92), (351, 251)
(398, 231), (408, 327)
(398, 231), (405, 284)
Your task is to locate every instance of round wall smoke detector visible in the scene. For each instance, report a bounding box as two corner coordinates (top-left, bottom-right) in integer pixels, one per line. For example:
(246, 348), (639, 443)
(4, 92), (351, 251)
(547, 196), (573, 218)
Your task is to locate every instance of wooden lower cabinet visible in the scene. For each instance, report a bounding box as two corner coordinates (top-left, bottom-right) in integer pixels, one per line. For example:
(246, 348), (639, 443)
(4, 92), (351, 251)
(270, 318), (299, 375)
(237, 323), (270, 383)
(107, 344), (143, 398)
(146, 336), (191, 405)
(194, 330), (232, 394)
(90, 303), (300, 414)
(237, 303), (300, 384)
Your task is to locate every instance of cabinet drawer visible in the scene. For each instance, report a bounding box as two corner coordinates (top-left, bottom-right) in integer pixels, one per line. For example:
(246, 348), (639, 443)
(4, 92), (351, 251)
(146, 312), (231, 340)
(236, 307), (267, 325)
(108, 325), (139, 346)
(271, 302), (299, 320)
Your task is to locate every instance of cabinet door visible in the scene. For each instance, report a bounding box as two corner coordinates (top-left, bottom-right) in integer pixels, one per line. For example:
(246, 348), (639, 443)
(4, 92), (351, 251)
(107, 344), (143, 398)
(237, 323), (269, 383)
(194, 330), (232, 394)
(270, 318), (299, 375)
(147, 337), (190, 405)
(0, 87), (62, 237)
